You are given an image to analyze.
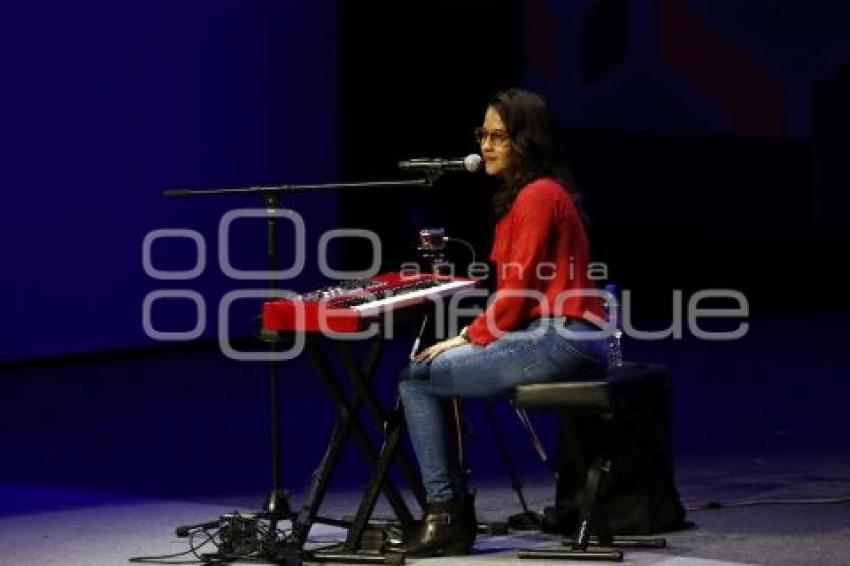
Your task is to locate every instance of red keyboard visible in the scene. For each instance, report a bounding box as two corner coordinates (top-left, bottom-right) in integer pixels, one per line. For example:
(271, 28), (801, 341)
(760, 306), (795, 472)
(262, 272), (477, 333)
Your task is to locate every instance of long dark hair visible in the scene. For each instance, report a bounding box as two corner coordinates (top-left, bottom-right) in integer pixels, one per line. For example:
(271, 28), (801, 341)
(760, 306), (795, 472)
(488, 88), (582, 220)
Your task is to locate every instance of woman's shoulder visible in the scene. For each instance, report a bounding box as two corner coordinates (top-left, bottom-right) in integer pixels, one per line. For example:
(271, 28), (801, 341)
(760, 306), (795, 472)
(515, 177), (570, 206)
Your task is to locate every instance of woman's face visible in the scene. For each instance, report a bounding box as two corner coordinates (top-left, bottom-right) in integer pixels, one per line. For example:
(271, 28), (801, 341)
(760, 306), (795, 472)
(479, 106), (512, 177)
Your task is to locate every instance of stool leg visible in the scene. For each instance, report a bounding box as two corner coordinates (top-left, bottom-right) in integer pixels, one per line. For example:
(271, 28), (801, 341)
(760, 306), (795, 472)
(519, 456), (623, 562)
(519, 423), (627, 562)
(511, 402), (553, 471)
(572, 457), (609, 550)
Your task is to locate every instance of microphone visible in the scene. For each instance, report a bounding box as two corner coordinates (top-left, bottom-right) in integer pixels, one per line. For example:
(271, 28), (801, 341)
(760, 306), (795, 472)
(398, 154), (483, 174)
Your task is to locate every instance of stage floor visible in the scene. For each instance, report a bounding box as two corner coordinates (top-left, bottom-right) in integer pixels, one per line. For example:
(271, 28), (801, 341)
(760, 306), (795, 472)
(2, 312), (848, 565)
(2, 448), (849, 565)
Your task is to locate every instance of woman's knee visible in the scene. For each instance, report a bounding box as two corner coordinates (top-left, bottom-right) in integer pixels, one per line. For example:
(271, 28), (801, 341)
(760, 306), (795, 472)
(400, 361), (429, 383)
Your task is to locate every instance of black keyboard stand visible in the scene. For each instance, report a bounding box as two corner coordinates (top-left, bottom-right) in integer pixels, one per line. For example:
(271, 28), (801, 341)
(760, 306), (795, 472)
(269, 331), (426, 565)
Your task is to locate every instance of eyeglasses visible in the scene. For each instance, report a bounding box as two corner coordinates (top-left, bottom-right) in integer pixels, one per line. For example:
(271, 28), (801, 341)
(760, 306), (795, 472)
(474, 127), (510, 147)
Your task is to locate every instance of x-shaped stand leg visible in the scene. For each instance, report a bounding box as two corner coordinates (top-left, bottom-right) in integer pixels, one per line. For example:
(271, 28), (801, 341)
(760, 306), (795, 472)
(287, 334), (425, 556)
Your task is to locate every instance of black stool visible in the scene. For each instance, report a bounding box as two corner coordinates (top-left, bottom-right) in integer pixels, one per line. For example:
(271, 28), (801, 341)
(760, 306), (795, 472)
(512, 362), (682, 561)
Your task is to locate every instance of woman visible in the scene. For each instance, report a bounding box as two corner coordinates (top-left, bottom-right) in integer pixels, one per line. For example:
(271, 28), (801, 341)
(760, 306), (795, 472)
(393, 88), (608, 556)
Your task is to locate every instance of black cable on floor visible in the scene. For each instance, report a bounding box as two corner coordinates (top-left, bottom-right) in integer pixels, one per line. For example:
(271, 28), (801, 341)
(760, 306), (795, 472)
(127, 529), (214, 564)
(686, 493), (850, 512)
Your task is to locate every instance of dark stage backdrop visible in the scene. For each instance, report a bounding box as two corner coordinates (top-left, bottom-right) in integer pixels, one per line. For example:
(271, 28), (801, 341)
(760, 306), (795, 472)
(523, 0), (850, 316)
(2, 1), (338, 362)
(338, 0), (850, 318)
(337, 0), (524, 276)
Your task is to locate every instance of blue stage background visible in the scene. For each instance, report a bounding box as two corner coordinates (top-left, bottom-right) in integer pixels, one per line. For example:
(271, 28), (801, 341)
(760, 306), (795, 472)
(2, 0), (338, 362)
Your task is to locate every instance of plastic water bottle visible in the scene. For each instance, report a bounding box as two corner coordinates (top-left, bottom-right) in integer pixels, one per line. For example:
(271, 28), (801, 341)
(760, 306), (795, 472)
(602, 283), (623, 368)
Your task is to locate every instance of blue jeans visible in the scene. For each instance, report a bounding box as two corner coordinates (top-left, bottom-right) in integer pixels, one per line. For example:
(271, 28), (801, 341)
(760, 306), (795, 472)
(398, 317), (608, 502)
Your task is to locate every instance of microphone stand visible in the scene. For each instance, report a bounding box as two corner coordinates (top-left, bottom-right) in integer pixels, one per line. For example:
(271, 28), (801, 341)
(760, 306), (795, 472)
(163, 177), (432, 564)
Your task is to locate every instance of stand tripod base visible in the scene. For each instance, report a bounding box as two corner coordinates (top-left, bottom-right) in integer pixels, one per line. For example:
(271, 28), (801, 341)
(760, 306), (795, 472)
(310, 548), (405, 565)
(519, 548), (624, 561)
(564, 535), (667, 549)
(264, 489), (292, 517)
(518, 534), (666, 561)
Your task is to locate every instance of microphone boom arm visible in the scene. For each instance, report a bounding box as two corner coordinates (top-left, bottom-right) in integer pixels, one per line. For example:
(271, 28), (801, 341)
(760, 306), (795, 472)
(163, 178), (433, 198)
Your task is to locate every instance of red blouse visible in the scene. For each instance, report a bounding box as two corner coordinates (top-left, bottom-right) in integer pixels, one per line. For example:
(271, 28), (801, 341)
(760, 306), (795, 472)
(465, 177), (605, 346)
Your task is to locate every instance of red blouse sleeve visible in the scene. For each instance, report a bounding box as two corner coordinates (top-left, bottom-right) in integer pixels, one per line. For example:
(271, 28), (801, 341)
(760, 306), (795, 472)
(465, 185), (555, 346)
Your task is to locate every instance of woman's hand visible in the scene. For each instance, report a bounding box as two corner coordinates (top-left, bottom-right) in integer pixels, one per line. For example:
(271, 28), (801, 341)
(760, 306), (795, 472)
(412, 335), (468, 364)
